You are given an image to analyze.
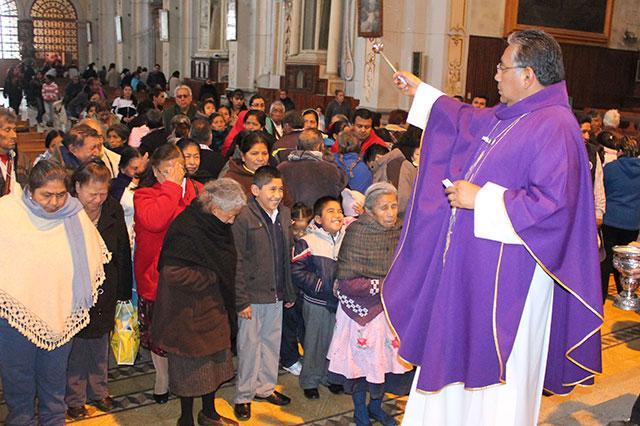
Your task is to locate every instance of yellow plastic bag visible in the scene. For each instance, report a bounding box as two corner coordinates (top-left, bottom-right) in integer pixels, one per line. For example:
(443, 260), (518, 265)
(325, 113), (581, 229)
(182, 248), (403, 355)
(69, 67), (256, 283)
(110, 300), (140, 365)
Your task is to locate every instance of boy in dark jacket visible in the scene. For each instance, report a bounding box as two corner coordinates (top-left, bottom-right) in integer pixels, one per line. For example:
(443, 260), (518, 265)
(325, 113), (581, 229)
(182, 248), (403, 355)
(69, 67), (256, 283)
(291, 196), (346, 399)
(232, 166), (296, 421)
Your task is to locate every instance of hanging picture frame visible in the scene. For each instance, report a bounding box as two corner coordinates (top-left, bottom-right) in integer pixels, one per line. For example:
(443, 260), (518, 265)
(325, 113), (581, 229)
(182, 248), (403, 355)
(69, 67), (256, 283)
(357, 0), (383, 38)
(504, 0), (614, 45)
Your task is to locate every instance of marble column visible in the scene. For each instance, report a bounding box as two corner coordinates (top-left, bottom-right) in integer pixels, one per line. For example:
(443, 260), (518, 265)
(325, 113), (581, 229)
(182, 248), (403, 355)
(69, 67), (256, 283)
(288, 0), (302, 57)
(17, 19), (34, 62)
(325, 0), (343, 76)
(115, 0), (124, 70)
(181, 0), (193, 78)
(161, 0), (170, 77)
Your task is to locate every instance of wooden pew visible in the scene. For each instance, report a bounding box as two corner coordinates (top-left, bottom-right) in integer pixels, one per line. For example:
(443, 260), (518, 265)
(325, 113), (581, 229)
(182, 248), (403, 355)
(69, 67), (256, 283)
(15, 131), (46, 182)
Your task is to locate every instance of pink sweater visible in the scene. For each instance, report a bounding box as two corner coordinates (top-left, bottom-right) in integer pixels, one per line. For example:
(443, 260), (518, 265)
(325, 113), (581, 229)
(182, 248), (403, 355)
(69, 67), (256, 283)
(41, 82), (59, 103)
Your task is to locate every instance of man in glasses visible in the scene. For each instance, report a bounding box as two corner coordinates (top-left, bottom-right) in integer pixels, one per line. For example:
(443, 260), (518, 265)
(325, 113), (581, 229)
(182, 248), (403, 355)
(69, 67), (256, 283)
(385, 29), (603, 425)
(163, 85), (197, 130)
(55, 124), (102, 173)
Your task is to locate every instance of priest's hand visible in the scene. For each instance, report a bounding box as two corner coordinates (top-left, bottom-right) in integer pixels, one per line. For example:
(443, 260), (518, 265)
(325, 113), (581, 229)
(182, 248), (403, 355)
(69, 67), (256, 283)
(445, 180), (480, 209)
(393, 71), (421, 96)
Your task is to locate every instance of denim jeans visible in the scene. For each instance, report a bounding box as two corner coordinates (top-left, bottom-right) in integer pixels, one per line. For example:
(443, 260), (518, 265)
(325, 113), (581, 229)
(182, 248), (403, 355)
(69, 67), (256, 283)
(0, 318), (72, 426)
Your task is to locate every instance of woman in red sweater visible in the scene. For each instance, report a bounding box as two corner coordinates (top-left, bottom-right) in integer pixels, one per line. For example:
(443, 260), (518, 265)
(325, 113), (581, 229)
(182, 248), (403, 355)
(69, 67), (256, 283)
(133, 143), (202, 404)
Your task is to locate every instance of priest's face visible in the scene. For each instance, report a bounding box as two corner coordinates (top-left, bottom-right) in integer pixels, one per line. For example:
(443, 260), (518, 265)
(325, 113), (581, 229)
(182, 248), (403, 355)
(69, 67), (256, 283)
(495, 44), (526, 106)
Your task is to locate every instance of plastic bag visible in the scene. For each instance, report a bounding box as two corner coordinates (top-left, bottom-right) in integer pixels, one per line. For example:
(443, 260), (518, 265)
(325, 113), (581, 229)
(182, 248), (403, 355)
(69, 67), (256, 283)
(110, 300), (140, 365)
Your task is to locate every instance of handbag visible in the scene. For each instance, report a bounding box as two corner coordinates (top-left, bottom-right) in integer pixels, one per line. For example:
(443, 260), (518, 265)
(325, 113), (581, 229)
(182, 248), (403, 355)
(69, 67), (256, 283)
(110, 300), (140, 365)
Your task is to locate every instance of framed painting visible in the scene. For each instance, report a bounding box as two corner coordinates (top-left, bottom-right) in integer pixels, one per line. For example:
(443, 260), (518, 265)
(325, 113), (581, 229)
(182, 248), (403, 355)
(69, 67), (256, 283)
(358, 0), (383, 38)
(504, 0), (614, 45)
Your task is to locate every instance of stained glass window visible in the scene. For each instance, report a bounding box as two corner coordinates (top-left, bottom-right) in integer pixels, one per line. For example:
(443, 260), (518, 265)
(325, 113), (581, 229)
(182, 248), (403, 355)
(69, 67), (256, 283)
(0, 0), (19, 59)
(31, 0), (78, 64)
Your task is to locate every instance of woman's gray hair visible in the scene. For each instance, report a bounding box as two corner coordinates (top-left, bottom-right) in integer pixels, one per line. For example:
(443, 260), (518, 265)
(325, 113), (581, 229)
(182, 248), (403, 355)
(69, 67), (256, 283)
(364, 182), (397, 211)
(199, 178), (247, 212)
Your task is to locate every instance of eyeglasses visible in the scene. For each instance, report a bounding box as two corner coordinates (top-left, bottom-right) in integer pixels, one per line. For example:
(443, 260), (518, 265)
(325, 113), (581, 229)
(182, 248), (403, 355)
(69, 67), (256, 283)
(496, 63), (526, 73)
(176, 94), (190, 99)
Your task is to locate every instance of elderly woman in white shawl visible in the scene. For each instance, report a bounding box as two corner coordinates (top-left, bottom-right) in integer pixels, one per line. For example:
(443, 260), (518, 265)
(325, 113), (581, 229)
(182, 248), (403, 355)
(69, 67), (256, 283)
(0, 160), (108, 426)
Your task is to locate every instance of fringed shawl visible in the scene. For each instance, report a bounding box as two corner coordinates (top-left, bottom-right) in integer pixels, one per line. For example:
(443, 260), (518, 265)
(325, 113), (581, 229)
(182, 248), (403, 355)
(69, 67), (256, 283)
(336, 213), (401, 280)
(0, 192), (110, 350)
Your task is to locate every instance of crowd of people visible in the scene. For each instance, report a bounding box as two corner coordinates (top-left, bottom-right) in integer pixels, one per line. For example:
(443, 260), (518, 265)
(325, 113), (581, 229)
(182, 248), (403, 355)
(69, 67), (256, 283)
(0, 59), (423, 426)
(1, 28), (640, 426)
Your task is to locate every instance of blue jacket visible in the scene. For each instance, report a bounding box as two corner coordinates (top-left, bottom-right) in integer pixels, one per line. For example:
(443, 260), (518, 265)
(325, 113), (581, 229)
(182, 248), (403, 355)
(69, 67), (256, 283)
(603, 156), (640, 230)
(291, 222), (345, 312)
(334, 152), (372, 194)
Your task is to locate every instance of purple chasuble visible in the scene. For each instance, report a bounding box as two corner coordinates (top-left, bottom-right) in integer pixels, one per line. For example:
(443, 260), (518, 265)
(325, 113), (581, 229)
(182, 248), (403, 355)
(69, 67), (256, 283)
(382, 81), (603, 395)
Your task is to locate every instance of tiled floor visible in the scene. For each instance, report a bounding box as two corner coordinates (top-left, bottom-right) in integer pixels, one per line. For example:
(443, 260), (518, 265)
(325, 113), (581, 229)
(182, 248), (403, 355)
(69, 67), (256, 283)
(1, 291), (639, 425)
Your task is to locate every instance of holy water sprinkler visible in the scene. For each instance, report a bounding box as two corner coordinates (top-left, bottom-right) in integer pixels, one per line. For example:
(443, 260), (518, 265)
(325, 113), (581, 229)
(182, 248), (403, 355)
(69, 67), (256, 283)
(371, 40), (407, 85)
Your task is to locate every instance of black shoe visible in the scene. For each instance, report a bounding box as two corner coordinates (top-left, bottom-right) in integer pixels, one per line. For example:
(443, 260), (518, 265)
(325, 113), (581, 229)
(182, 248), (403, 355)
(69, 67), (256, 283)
(153, 392), (170, 404)
(66, 405), (89, 420)
(233, 403), (251, 421)
(92, 396), (115, 412)
(328, 383), (344, 394)
(254, 390), (291, 406)
(197, 410), (239, 425)
(303, 388), (320, 400)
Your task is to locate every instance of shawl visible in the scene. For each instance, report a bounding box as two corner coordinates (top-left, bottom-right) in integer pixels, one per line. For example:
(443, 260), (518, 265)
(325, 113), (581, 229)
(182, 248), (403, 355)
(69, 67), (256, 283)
(0, 192), (110, 350)
(158, 198), (237, 314)
(337, 212), (401, 280)
(22, 190), (93, 310)
(336, 277), (384, 326)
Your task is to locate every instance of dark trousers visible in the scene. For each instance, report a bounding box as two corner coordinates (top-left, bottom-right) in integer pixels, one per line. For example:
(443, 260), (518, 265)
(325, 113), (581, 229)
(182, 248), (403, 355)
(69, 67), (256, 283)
(0, 318), (72, 426)
(279, 295), (305, 368)
(65, 334), (110, 408)
(631, 393), (640, 424)
(600, 224), (639, 303)
(299, 302), (335, 389)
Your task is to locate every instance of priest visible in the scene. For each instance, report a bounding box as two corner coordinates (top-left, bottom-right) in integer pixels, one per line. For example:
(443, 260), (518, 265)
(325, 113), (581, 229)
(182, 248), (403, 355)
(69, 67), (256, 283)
(383, 29), (603, 425)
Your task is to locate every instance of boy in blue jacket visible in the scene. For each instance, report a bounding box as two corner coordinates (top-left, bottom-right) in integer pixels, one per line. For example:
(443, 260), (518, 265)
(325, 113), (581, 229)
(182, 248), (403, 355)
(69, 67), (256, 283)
(291, 196), (346, 399)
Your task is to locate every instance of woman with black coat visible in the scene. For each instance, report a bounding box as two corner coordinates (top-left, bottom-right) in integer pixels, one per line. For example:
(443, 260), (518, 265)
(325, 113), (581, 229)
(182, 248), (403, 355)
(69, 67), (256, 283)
(152, 178), (247, 426)
(65, 160), (132, 420)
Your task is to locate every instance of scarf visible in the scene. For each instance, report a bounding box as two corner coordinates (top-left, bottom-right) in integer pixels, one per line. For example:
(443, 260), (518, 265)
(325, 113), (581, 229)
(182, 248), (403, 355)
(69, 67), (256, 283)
(0, 192), (110, 349)
(158, 199), (237, 314)
(22, 190), (93, 310)
(337, 213), (401, 280)
(287, 150), (323, 162)
(337, 277), (383, 326)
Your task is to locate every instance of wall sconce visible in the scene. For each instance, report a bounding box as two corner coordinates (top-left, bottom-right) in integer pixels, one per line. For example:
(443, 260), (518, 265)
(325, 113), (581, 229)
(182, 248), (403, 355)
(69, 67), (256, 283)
(159, 9), (169, 42)
(115, 16), (123, 43)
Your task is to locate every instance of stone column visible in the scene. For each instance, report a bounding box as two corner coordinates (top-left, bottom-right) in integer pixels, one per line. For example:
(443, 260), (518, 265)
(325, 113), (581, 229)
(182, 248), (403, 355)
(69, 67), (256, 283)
(162, 0), (170, 76)
(181, 0), (193, 78)
(115, 0), (124, 70)
(288, 0), (302, 57)
(17, 19), (35, 62)
(325, 0), (343, 76)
